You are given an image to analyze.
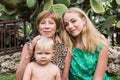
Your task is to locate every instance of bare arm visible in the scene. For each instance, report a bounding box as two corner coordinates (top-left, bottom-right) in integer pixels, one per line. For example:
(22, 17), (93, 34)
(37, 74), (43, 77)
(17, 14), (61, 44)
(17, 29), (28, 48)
(93, 45), (109, 80)
(16, 35), (41, 80)
(16, 43), (31, 80)
(62, 50), (71, 80)
(23, 63), (32, 80)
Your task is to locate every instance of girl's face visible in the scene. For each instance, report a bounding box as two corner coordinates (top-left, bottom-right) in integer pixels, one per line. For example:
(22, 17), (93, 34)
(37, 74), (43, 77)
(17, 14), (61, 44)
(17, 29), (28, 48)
(38, 17), (57, 39)
(63, 12), (86, 37)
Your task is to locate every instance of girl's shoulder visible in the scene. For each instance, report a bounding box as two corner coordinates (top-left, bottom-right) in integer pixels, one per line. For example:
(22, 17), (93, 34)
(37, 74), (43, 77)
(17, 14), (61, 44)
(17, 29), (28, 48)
(95, 44), (108, 55)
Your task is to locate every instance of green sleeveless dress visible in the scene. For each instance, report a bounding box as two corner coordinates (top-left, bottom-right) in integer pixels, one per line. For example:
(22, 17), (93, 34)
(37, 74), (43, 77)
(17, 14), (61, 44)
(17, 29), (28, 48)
(69, 44), (112, 80)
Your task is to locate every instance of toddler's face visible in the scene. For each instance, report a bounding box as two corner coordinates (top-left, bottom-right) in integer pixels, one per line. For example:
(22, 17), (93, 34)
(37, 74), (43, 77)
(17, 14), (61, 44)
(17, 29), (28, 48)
(34, 47), (54, 66)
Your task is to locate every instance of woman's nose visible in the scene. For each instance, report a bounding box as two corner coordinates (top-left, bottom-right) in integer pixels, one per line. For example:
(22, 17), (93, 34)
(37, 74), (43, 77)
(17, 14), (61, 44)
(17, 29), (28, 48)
(45, 23), (49, 28)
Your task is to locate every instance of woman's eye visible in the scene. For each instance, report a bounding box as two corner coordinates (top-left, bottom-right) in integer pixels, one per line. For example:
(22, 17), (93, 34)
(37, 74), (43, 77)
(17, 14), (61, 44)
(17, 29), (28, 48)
(40, 22), (45, 24)
(49, 21), (55, 24)
(49, 22), (54, 24)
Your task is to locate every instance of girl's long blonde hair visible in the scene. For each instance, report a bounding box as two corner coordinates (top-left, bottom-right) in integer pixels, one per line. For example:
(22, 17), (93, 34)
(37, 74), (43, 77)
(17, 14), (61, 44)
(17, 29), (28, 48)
(62, 7), (109, 53)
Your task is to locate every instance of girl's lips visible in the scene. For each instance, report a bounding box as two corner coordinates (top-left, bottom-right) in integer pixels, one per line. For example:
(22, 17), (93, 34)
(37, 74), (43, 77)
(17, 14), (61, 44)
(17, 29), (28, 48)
(70, 29), (76, 33)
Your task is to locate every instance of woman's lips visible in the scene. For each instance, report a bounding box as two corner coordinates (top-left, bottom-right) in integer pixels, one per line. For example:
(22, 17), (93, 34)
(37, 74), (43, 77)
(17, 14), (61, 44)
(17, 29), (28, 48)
(44, 31), (51, 34)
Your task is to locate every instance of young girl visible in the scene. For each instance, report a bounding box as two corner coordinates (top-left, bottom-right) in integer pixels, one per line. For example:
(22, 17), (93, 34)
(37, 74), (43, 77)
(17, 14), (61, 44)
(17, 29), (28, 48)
(23, 36), (61, 80)
(61, 7), (112, 80)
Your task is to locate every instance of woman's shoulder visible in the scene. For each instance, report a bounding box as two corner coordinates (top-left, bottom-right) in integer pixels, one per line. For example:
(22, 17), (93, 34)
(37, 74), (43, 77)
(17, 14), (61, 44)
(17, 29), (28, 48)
(54, 43), (67, 48)
(54, 43), (68, 55)
(51, 43), (68, 71)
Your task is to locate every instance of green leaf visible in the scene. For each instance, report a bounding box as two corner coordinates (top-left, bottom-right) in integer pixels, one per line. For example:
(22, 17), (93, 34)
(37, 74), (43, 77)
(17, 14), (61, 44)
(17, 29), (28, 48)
(116, 0), (120, 5)
(102, 15), (116, 28)
(3, 8), (17, 15)
(70, 0), (77, 3)
(26, 0), (37, 9)
(90, 0), (105, 13)
(0, 4), (17, 15)
(0, 4), (4, 10)
(55, 0), (70, 7)
(43, 0), (53, 10)
(0, 11), (17, 20)
(50, 4), (67, 17)
(102, 29), (108, 35)
(5, 0), (21, 3)
(116, 20), (120, 28)
(106, 1), (112, 8)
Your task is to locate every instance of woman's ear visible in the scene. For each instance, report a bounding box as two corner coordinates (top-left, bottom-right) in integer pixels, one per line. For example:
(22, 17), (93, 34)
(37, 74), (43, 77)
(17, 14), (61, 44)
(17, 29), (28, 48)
(82, 17), (87, 26)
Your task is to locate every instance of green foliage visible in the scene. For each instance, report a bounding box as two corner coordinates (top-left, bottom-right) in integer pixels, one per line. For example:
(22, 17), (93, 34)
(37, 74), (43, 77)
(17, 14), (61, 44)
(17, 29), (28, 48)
(0, 4), (17, 15)
(18, 23), (32, 39)
(90, 0), (105, 13)
(51, 4), (67, 17)
(26, 0), (37, 9)
(0, 11), (17, 20)
(43, 0), (53, 10)
(116, 21), (120, 28)
(112, 75), (120, 80)
(116, 0), (120, 5)
(54, 0), (70, 7)
(0, 0), (120, 46)
(4, 0), (20, 3)
(102, 15), (116, 29)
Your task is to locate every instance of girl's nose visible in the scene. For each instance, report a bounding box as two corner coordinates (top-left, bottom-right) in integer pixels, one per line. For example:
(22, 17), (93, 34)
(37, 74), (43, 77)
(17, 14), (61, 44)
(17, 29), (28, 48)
(68, 22), (73, 29)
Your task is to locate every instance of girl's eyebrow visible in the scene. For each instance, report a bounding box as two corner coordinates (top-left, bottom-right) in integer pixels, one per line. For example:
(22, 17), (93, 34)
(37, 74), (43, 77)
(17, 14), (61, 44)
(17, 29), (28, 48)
(70, 18), (75, 21)
(64, 18), (75, 23)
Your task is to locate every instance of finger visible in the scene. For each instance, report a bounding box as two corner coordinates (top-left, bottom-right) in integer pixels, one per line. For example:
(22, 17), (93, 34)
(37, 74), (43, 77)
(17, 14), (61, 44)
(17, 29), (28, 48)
(35, 35), (41, 40)
(55, 36), (62, 43)
(31, 35), (41, 46)
(58, 39), (62, 43)
(32, 35), (41, 43)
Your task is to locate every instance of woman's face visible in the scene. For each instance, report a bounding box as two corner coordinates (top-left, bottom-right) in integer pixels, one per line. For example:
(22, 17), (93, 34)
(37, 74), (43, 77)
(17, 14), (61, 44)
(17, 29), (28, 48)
(38, 17), (57, 39)
(63, 12), (86, 37)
